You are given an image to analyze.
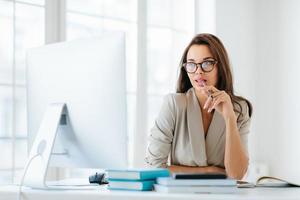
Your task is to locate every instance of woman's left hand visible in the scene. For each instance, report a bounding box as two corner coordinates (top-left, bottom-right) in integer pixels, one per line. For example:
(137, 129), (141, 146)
(201, 86), (235, 119)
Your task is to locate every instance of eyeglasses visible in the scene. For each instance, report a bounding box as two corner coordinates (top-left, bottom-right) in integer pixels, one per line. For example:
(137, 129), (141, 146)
(183, 59), (217, 73)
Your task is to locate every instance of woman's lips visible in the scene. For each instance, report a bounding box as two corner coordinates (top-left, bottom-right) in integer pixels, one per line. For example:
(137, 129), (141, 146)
(195, 79), (207, 87)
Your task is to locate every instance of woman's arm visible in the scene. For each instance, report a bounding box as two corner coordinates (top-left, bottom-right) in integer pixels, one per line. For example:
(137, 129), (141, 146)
(203, 86), (250, 180)
(168, 165), (226, 174)
(145, 95), (175, 167)
(224, 114), (249, 180)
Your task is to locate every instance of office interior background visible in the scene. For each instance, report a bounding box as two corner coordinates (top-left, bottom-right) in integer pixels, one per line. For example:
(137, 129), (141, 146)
(1, 0), (300, 184)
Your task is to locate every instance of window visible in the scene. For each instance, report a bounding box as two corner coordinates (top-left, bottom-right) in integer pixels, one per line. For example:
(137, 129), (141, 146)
(0, 0), (197, 183)
(146, 0), (195, 137)
(0, 0), (44, 184)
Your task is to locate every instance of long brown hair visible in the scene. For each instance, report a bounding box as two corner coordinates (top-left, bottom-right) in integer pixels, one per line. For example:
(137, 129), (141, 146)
(176, 33), (252, 119)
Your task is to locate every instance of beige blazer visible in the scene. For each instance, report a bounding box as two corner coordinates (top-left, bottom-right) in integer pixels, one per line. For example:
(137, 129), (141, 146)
(145, 88), (251, 168)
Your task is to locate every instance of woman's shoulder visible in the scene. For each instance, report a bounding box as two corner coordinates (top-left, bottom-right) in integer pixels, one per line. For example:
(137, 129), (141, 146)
(163, 91), (190, 111)
(233, 97), (251, 122)
(233, 98), (248, 110)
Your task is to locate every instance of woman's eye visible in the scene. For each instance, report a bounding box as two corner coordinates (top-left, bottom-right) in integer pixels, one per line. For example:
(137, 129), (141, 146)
(187, 63), (195, 68)
(203, 61), (213, 67)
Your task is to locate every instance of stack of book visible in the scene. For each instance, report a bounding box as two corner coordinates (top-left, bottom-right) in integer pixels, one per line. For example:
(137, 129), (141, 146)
(154, 173), (238, 194)
(106, 168), (170, 191)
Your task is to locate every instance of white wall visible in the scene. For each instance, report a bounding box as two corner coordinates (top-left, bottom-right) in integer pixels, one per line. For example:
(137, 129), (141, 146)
(215, 0), (300, 182)
(275, 0), (300, 184)
(215, 0), (258, 163)
(254, 0), (280, 175)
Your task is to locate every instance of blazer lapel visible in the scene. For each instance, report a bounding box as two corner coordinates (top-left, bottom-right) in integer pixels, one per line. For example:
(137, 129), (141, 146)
(205, 109), (226, 158)
(186, 89), (207, 166)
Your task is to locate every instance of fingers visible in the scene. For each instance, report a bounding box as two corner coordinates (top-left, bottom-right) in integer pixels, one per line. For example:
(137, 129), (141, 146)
(201, 85), (219, 97)
(208, 94), (226, 113)
(210, 91), (224, 99)
(203, 95), (213, 110)
(201, 87), (227, 113)
(203, 90), (223, 111)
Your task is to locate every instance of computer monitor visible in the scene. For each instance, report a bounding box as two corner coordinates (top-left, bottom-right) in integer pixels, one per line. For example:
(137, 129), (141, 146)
(24, 32), (128, 188)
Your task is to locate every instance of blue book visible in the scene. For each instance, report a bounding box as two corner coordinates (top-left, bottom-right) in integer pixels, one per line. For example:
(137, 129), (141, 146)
(106, 168), (170, 181)
(108, 180), (155, 191)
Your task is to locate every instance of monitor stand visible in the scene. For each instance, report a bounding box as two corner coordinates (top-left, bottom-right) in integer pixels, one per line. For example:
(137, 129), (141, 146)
(22, 103), (67, 189)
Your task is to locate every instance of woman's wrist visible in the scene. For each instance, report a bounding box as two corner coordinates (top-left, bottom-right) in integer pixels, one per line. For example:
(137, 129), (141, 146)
(225, 111), (237, 124)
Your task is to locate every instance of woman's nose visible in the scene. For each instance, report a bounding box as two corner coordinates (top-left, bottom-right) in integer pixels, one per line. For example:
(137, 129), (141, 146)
(195, 64), (203, 74)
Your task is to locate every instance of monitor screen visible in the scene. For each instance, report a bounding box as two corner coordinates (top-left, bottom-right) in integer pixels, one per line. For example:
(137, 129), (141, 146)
(26, 32), (128, 170)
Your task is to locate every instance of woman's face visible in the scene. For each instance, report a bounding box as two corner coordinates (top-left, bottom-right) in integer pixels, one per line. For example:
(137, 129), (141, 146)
(186, 44), (218, 91)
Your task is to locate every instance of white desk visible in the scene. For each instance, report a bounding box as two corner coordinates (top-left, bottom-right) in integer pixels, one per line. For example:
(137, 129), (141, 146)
(1, 185), (300, 200)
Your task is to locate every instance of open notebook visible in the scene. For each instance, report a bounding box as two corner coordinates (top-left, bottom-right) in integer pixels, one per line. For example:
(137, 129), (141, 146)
(238, 176), (299, 188)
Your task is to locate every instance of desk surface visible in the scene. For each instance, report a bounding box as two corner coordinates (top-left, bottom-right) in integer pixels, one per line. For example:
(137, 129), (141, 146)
(1, 185), (300, 200)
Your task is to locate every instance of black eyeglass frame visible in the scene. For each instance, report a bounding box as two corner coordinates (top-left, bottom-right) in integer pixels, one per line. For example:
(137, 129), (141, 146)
(182, 59), (218, 73)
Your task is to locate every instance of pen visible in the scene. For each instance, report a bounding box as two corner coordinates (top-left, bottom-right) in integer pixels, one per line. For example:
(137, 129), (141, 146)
(200, 80), (213, 99)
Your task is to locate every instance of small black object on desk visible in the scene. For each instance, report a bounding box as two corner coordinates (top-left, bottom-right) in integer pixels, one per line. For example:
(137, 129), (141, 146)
(173, 172), (227, 179)
(89, 172), (108, 185)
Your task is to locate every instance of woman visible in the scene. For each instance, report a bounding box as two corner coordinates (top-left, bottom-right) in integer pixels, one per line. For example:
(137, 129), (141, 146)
(145, 33), (252, 180)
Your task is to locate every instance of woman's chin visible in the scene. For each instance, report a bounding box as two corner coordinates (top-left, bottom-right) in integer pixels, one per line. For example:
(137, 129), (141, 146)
(193, 85), (205, 93)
